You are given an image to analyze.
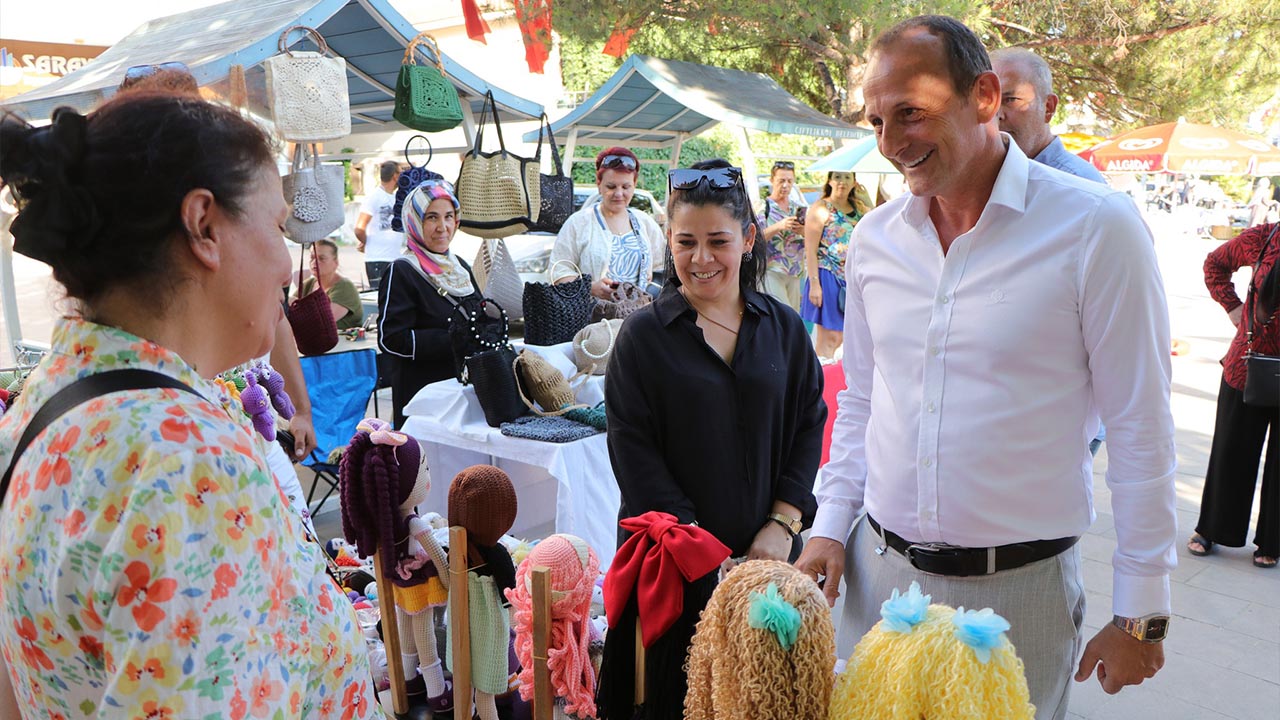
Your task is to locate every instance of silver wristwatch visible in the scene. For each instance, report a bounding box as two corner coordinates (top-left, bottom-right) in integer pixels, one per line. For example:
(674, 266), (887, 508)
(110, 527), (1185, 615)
(1112, 613), (1170, 643)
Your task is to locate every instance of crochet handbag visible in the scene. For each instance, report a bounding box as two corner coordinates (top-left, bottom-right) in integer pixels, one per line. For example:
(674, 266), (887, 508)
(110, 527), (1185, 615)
(592, 281), (651, 322)
(445, 297), (513, 385)
(456, 91), (541, 239)
(288, 246), (339, 356)
(514, 349), (587, 416)
(1244, 225), (1280, 407)
(264, 26), (351, 142)
(499, 415), (600, 443)
(282, 143), (345, 244)
(572, 319), (622, 378)
(392, 33), (464, 133)
(529, 113), (573, 234)
(523, 261), (596, 346)
(475, 238), (525, 322)
(466, 345), (527, 427)
(390, 135), (444, 233)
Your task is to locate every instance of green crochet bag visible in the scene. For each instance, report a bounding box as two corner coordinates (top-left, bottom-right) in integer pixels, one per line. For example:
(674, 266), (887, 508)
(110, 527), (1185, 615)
(393, 33), (464, 132)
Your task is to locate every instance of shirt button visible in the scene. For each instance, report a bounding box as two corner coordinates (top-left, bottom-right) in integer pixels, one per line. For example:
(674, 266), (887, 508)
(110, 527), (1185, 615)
(923, 457), (933, 468)
(927, 402), (937, 413)
(940, 296), (950, 305)
(931, 346), (941, 356)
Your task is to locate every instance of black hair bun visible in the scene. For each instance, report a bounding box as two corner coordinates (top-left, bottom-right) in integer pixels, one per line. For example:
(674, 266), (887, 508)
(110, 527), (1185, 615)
(0, 107), (101, 266)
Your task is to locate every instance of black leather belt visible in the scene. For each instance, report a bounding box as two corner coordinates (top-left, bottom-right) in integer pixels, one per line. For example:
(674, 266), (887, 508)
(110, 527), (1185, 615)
(867, 515), (1079, 577)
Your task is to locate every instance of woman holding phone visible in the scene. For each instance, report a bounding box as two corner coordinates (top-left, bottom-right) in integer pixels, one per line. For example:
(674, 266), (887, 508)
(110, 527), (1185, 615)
(756, 160), (808, 312)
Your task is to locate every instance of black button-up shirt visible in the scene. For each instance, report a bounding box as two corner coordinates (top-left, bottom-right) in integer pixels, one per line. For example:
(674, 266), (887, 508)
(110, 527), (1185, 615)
(604, 283), (826, 556)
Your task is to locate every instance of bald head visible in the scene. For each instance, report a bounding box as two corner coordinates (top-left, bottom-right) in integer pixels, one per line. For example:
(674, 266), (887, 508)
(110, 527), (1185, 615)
(990, 48), (1058, 157)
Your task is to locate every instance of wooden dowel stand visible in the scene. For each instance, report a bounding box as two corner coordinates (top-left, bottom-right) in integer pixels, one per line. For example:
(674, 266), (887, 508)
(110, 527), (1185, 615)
(531, 567), (553, 720)
(634, 620), (645, 705)
(371, 550), (409, 715)
(448, 526), (472, 718)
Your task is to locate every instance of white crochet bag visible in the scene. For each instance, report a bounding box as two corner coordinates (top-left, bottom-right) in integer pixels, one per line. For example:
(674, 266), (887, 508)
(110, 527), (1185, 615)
(264, 25), (351, 142)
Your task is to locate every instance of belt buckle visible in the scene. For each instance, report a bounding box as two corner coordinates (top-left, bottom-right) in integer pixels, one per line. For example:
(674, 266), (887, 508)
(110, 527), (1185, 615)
(906, 542), (994, 576)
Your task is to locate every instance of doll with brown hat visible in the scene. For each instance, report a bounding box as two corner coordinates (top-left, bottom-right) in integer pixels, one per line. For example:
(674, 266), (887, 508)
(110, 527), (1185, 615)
(446, 464), (520, 720)
(339, 418), (454, 712)
(684, 560), (836, 720)
(828, 582), (1035, 720)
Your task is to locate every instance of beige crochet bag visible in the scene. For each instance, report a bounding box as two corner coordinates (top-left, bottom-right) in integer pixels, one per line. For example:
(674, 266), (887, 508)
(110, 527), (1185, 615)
(264, 26), (351, 142)
(513, 350), (587, 416)
(571, 319), (621, 379)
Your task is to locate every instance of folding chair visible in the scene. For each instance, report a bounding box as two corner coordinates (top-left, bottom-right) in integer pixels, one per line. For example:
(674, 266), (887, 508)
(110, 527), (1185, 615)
(298, 347), (378, 516)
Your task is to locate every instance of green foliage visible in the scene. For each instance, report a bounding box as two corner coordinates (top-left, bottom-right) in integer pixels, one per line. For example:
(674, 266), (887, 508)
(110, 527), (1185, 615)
(555, 0), (1280, 130)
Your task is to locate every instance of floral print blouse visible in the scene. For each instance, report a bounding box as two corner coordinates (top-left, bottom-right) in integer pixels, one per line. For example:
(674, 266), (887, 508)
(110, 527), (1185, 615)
(817, 201), (859, 277)
(0, 318), (376, 719)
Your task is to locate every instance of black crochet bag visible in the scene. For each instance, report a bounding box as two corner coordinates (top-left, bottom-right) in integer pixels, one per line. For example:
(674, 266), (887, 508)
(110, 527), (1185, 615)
(390, 135), (444, 232)
(523, 261), (595, 346)
(528, 113), (572, 233)
(466, 345), (527, 427)
(446, 298), (511, 384)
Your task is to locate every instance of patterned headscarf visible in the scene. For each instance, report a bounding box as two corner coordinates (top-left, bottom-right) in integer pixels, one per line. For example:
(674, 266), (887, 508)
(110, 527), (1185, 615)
(401, 180), (473, 296)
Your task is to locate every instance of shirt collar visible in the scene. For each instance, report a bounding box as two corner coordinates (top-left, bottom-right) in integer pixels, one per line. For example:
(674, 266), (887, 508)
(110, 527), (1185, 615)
(898, 132), (1030, 226)
(654, 282), (772, 327)
(48, 316), (219, 400)
(1033, 135), (1068, 165)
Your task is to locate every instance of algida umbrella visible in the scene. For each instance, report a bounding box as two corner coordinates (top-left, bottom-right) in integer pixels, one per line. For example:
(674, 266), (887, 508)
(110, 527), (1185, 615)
(1080, 120), (1280, 175)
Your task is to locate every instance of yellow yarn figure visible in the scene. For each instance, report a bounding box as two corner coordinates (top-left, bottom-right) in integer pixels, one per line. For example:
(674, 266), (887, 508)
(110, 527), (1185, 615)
(684, 560), (836, 720)
(829, 582), (1035, 720)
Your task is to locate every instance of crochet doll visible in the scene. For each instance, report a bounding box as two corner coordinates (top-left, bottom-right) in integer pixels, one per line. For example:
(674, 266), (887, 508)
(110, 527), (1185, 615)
(684, 560), (836, 720)
(338, 418), (453, 713)
(505, 533), (601, 720)
(446, 465), (519, 720)
(829, 582), (1035, 720)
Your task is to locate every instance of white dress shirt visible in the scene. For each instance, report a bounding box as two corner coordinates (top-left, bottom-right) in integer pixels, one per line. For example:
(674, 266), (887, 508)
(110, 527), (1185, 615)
(812, 138), (1178, 617)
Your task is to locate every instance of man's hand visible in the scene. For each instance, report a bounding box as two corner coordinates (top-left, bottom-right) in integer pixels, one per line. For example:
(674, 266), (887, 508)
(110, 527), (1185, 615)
(288, 411), (318, 461)
(1228, 305), (1243, 328)
(1074, 623), (1165, 694)
(747, 520), (792, 562)
(794, 536), (845, 607)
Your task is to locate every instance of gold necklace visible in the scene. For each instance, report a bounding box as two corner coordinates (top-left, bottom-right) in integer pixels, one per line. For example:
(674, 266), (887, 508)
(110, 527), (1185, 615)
(680, 287), (744, 335)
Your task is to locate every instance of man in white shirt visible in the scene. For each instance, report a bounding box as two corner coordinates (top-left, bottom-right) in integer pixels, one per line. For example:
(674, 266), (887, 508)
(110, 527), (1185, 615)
(795, 16), (1176, 720)
(355, 160), (404, 290)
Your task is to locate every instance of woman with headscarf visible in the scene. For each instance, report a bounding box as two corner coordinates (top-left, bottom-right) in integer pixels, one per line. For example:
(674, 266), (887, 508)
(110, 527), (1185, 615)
(376, 180), (483, 428)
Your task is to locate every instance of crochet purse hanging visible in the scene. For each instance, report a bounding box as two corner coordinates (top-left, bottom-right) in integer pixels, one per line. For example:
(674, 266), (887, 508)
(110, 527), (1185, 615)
(287, 246), (339, 356)
(392, 33), (465, 133)
(263, 25), (351, 142)
(390, 135), (444, 233)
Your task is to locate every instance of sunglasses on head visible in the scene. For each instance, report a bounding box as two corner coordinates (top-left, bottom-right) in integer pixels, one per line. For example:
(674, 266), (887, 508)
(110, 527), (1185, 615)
(123, 61), (191, 81)
(599, 154), (638, 171)
(668, 166), (744, 193)
(772, 161), (795, 170)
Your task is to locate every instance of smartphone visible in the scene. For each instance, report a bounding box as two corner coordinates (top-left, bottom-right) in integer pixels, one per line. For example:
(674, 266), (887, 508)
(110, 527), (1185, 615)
(795, 206), (807, 224)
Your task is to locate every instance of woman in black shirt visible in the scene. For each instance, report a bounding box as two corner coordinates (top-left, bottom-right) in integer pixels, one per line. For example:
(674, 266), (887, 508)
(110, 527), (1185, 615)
(377, 180), (482, 428)
(600, 159), (826, 719)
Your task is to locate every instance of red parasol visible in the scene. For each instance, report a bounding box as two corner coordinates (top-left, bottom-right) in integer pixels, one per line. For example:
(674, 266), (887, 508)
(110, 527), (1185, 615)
(1079, 121), (1280, 175)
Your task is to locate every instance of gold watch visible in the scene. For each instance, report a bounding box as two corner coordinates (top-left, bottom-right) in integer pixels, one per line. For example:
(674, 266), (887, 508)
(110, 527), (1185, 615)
(1112, 613), (1170, 643)
(767, 513), (802, 538)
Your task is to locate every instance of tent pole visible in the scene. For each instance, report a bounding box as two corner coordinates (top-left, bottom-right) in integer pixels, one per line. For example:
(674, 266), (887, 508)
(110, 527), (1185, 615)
(670, 133), (686, 171)
(736, 126), (762, 210)
(564, 128), (580, 179)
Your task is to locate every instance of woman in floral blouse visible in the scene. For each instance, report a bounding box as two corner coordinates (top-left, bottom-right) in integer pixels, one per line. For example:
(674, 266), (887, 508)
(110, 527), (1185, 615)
(0, 94), (377, 717)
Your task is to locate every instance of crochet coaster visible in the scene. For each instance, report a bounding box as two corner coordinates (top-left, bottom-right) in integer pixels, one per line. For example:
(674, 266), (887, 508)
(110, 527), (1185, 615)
(500, 415), (601, 443)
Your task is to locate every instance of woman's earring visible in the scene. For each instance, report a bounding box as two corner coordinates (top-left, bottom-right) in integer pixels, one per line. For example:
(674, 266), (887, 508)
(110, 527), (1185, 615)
(742, 251), (753, 262)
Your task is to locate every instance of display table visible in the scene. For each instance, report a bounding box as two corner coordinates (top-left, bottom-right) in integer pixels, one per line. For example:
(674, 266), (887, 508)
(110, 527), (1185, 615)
(401, 360), (619, 569)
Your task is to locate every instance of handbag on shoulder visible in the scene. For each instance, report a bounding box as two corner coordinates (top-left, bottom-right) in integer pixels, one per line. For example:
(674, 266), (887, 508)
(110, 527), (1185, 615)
(523, 260), (595, 346)
(288, 247), (339, 356)
(1244, 225), (1280, 407)
(282, 143), (346, 244)
(390, 135), (444, 233)
(445, 297), (513, 385)
(455, 91), (541, 238)
(264, 26), (351, 142)
(529, 113), (573, 233)
(393, 33), (465, 132)
(474, 238), (525, 322)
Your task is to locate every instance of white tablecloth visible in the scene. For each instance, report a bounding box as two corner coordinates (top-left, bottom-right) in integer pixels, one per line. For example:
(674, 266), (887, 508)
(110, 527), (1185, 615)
(401, 343), (619, 568)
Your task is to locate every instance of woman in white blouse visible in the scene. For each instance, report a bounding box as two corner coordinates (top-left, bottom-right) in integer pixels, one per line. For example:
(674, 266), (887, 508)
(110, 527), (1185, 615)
(550, 146), (665, 298)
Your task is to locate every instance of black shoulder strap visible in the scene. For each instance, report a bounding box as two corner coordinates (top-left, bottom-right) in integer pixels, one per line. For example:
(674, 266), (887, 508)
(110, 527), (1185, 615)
(1, 369), (202, 506)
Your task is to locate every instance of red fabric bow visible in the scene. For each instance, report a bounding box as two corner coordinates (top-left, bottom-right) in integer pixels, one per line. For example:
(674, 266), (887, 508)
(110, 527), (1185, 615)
(603, 511), (731, 648)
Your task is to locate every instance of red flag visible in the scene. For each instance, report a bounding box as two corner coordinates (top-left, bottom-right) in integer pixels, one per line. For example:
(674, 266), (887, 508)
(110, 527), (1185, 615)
(602, 27), (637, 58)
(461, 0), (491, 44)
(514, 0), (553, 74)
